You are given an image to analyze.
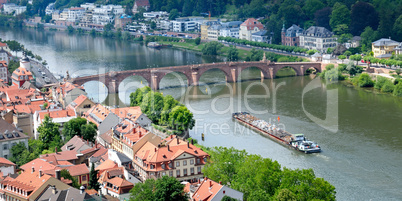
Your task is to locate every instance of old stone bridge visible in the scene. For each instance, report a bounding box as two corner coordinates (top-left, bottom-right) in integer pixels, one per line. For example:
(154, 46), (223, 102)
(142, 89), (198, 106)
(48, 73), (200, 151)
(69, 61), (322, 93)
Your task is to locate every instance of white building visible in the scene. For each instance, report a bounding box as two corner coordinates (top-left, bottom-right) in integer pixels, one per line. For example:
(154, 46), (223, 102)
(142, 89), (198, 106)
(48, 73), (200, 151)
(143, 11), (168, 19)
(207, 24), (221, 41)
(3, 3), (26, 15)
(33, 109), (77, 139)
(92, 5), (124, 25)
(157, 20), (172, 31)
(0, 119), (29, 160)
(67, 7), (85, 22)
(219, 21), (242, 38)
(0, 61), (8, 83)
(45, 3), (55, 15)
(299, 26), (337, 53)
(0, 157), (16, 176)
(0, 46), (10, 64)
(239, 18), (264, 41)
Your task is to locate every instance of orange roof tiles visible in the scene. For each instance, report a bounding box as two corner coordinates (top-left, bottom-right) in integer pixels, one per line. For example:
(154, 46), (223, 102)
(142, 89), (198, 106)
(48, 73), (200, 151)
(38, 109), (76, 120)
(63, 164), (89, 176)
(107, 177), (133, 188)
(0, 42), (7, 47)
(95, 159), (118, 172)
(0, 157), (15, 166)
(2, 171), (52, 199)
(241, 18), (264, 30)
(192, 178), (223, 201)
(20, 158), (58, 173)
(85, 104), (111, 126)
(41, 150), (78, 161)
(68, 94), (90, 109)
(110, 106), (142, 121)
(12, 67), (33, 81)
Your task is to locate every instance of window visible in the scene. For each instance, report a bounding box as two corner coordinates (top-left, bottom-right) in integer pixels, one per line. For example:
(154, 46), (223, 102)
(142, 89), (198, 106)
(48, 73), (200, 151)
(162, 172), (166, 176)
(204, 157), (207, 162)
(169, 163), (173, 168)
(3, 144), (7, 150)
(196, 158), (200, 164)
(82, 175), (87, 181)
(190, 159), (194, 165)
(169, 171), (173, 177)
(162, 164), (166, 169)
(183, 160), (187, 166)
(176, 170), (180, 177)
(197, 167), (201, 174)
(183, 169), (187, 176)
(4, 155), (7, 159)
(176, 161), (180, 167)
(190, 168), (194, 175)
(150, 164), (154, 169)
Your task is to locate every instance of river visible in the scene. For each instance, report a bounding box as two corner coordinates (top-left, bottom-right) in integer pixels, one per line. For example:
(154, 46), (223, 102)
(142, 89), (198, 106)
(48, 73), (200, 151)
(1, 28), (402, 200)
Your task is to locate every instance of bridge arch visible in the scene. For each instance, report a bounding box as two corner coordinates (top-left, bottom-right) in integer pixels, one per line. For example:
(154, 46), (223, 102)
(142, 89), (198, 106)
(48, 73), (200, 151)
(273, 65), (301, 78)
(304, 66), (320, 74)
(197, 67), (232, 85)
(158, 71), (191, 88)
(239, 66), (270, 82)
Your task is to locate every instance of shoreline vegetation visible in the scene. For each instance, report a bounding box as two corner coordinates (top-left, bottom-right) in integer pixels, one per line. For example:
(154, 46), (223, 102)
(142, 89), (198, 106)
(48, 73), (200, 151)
(319, 64), (402, 97)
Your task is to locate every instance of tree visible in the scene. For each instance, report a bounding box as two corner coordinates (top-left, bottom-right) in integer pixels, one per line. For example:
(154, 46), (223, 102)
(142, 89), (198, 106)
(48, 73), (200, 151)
(140, 91), (164, 123)
(194, 37), (201, 45)
(37, 115), (60, 149)
(130, 176), (187, 201)
(63, 117), (87, 140)
(202, 41), (223, 56)
(278, 0), (306, 27)
(154, 176), (188, 201)
(350, 2), (379, 36)
(150, 21), (156, 30)
(314, 7), (332, 30)
(60, 169), (80, 189)
(221, 195), (238, 201)
(393, 15), (402, 42)
(81, 123), (97, 142)
(275, 188), (297, 201)
(130, 179), (156, 201)
(89, 163), (100, 191)
(168, 105), (195, 131)
(302, 0), (325, 19)
(67, 25), (75, 34)
(169, 9), (179, 20)
(393, 82), (402, 97)
(358, 73), (374, 87)
(227, 46), (239, 61)
(160, 95), (180, 125)
(9, 142), (29, 167)
(349, 54), (362, 65)
(338, 55), (346, 63)
(360, 26), (378, 48)
(6, 40), (22, 56)
(90, 29), (96, 37)
(329, 2), (350, 31)
(343, 50), (352, 58)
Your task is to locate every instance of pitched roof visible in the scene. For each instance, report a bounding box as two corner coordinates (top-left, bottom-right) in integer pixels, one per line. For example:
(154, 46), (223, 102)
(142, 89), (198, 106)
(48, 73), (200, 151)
(192, 178), (223, 201)
(240, 18), (263, 30)
(68, 94), (92, 109)
(0, 119), (29, 141)
(63, 164), (89, 176)
(95, 159), (118, 172)
(61, 135), (91, 153)
(135, 0), (149, 7)
(107, 177), (133, 187)
(100, 129), (113, 145)
(37, 109), (76, 121)
(0, 42), (7, 47)
(302, 26), (333, 38)
(0, 157), (15, 166)
(20, 158), (59, 173)
(372, 38), (400, 47)
(40, 150), (78, 161)
(12, 67), (33, 81)
(110, 106), (143, 122)
(85, 104), (112, 126)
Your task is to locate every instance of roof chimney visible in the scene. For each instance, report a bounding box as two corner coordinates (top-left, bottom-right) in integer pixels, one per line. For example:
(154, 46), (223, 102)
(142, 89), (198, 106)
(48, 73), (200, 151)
(39, 170), (42, 178)
(177, 137), (179, 144)
(154, 148), (157, 152)
(171, 135), (173, 139)
(209, 180), (212, 187)
(191, 139), (194, 145)
(87, 139), (89, 145)
(167, 145), (170, 152)
(55, 146), (58, 154)
(56, 169), (61, 180)
(52, 185), (57, 194)
(187, 141), (190, 148)
(32, 167), (35, 173)
(219, 181), (222, 185)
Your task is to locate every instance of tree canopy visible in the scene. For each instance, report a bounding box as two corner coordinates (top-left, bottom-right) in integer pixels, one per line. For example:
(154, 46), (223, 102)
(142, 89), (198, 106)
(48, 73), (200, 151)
(130, 176), (187, 201)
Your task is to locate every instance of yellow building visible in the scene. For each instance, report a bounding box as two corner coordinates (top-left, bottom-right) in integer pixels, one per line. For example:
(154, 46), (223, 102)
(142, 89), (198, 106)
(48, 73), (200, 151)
(372, 38), (400, 59)
(201, 20), (220, 40)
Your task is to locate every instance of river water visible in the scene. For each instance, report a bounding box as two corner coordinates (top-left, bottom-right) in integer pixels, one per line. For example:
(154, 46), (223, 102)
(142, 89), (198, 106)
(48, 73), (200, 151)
(1, 28), (402, 200)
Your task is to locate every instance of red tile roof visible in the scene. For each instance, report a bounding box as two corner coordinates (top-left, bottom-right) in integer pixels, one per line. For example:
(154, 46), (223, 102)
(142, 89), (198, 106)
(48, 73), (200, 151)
(41, 150), (78, 161)
(68, 94), (90, 109)
(20, 158), (58, 173)
(1, 171), (52, 199)
(95, 160), (117, 172)
(107, 177), (133, 188)
(12, 67), (33, 81)
(38, 109), (76, 120)
(192, 178), (223, 201)
(0, 42), (7, 47)
(0, 157), (15, 166)
(135, 0), (149, 7)
(85, 104), (111, 126)
(63, 164), (89, 176)
(241, 18), (264, 30)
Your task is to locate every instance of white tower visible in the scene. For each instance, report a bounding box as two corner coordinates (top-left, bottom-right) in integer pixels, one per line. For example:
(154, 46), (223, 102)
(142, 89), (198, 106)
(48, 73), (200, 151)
(19, 52), (31, 71)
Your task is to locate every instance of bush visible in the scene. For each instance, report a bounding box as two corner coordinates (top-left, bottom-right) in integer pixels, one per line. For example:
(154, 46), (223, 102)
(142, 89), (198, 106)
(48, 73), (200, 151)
(393, 82), (402, 97)
(358, 73), (374, 87)
(195, 37), (201, 45)
(381, 80), (395, 93)
(374, 76), (388, 90)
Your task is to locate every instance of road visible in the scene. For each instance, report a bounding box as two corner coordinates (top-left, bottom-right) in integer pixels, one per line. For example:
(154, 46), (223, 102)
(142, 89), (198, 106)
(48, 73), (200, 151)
(29, 60), (58, 88)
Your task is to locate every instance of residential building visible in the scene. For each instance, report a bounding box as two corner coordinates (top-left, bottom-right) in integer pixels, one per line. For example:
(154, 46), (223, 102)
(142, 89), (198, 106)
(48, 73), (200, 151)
(3, 3), (26, 15)
(61, 135), (92, 153)
(0, 119), (29, 160)
(37, 185), (96, 201)
(63, 163), (90, 187)
(143, 11), (168, 19)
(45, 3), (55, 15)
(239, 18), (264, 41)
(67, 7), (85, 22)
(281, 24), (303, 46)
(0, 42), (10, 53)
(98, 166), (134, 200)
(0, 170), (72, 201)
(67, 94), (95, 116)
(92, 5), (124, 26)
(219, 21), (242, 38)
(115, 14), (132, 29)
(132, 135), (209, 181)
(11, 56), (33, 88)
(201, 20), (220, 40)
(132, 0), (150, 14)
(110, 106), (151, 128)
(192, 178), (244, 201)
(0, 0), (8, 9)
(395, 42), (402, 55)
(157, 20), (172, 31)
(98, 129), (113, 148)
(172, 18), (201, 32)
(372, 38), (400, 59)
(0, 47), (10, 64)
(33, 109), (77, 139)
(345, 36), (361, 49)
(0, 157), (16, 176)
(207, 24), (221, 41)
(299, 26), (337, 53)
(252, 30), (271, 43)
(0, 61), (8, 83)
(52, 81), (87, 107)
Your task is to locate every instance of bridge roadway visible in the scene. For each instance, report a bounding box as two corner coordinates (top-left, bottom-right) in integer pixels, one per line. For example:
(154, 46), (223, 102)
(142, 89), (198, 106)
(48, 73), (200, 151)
(69, 61), (322, 93)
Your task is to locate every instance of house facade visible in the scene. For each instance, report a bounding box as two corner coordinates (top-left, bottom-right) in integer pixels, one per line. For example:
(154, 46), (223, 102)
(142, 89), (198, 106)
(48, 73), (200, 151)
(219, 21), (242, 38)
(132, 0), (150, 14)
(0, 119), (29, 160)
(239, 18), (264, 41)
(0, 61), (8, 83)
(299, 26), (337, 53)
(281, 24), (304, 46)
(372, 38), (400, 58)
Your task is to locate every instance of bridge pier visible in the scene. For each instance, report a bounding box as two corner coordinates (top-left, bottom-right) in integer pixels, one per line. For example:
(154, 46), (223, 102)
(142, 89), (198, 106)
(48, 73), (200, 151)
(108, 79), (118, 94)
(268, 68), (274, 79)
(191, 72), (199, 86)
(227, 69), (238, 83)
(300, 66), (304, 76)
(151, 75), (159, 90)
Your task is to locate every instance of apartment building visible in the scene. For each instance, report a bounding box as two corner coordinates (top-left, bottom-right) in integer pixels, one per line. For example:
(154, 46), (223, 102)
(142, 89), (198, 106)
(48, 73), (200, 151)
(239, 18), (264, 41)
(219, 21), (242, 38)
(281, 24), (304, 46)
(372, 38), (400, 58)
(299, 26), (337, 53)
(0, 119), (29, 159)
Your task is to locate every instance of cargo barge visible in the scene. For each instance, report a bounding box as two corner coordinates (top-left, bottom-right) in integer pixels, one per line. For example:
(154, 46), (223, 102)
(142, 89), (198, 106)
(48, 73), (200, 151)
(232, 112), (321, 153)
